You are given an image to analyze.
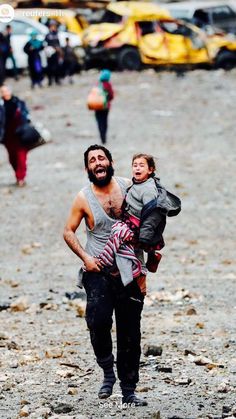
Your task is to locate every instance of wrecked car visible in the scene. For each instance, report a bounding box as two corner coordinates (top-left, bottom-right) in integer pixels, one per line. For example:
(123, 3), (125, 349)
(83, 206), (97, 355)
(82, 1), (236, 70)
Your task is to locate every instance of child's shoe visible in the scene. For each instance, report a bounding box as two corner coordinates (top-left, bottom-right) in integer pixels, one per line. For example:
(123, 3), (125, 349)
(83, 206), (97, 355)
(146, 251), (162, 273)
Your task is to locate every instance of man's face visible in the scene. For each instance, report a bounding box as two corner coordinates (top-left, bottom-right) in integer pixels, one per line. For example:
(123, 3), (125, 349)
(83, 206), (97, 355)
(50, 24), (57, 32)
(87, 149), (114, 187)
(1, 86), (12, 101)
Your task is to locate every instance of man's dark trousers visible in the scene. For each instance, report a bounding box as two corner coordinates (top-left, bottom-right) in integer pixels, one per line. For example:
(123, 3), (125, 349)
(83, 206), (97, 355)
(95, 109), (109, 144)
(82, 271), (144, 390)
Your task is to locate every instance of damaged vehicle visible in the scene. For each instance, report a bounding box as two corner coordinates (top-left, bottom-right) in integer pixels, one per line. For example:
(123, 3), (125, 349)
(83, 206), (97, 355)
(165, 1), (236, 35)
(82, 0), (236, 70)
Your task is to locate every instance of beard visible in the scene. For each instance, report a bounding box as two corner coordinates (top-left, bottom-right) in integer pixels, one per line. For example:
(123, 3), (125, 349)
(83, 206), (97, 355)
(87, 164), (114, 187)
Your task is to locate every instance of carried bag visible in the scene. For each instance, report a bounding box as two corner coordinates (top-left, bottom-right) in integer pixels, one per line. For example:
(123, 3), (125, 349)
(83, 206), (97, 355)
(87, 84), (108, 111)
(45, 45), (56, 58)
(16, 123), (47, 151)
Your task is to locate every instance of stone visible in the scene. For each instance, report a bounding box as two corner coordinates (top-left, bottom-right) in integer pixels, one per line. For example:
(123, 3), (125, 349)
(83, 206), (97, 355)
(45, 348), (63, 359)
(68, 387), (78, 395)
(156, 365), (173, 373)
(30, 407), (51, 418)
(9, 360), (19, 368)
(26, 303), (41, 314)
(0, 332), (9, 340)
(217, 380), (231, 393)
(20, 400), (30, 406)
(184, 349), (196, 356)
(56, 369), (74, 378)
(10, 297), (29, 312)
(0, 373), (8, 382)
(0, 303), (10, 311)
(2, 380), (15, 391)
(137, 386), (152, 392)
(7, 341), (20, 350)
(143, 344), (163, 357)
(174, 377), (192, 385)
(195, 322), (205, 329)
(65, 291), (86, 300)
(19, 353), (41, 365)
(21, 245), (33, 255)
(186, 307), (197, 315)
(52, 403), (73, 414)
(68, 299), (86, 317)
(19, 405), (30, 417)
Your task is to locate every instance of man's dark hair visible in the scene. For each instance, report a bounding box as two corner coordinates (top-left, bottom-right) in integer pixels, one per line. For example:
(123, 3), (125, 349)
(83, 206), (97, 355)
(84, 144), (113, 168)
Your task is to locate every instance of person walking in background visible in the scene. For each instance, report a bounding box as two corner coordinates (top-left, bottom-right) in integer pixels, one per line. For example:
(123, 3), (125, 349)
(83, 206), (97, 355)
(62, 37), (79, 84)
(0, 85), (30, 187)
(95, 69), (114, 144)
(0, 97), (5, 143)
(24, 30), (44, 89)
(0, 32), (8, 85)
(45, 21), (62, 86)
(4, 25), (18, 81)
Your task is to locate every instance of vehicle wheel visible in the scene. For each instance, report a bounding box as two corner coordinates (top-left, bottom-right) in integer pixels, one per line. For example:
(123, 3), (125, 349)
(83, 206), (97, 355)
(215, 50), (236, 70)
(118, 47), (141, 71)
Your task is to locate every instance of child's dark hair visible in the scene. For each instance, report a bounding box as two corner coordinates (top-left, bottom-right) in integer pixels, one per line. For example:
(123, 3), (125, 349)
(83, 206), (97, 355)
(132, 153), (156, 177)
(84, 144), (113, 168)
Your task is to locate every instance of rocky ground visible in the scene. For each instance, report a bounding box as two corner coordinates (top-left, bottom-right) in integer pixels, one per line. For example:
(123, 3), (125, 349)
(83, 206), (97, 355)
(0, 68), (236, 419)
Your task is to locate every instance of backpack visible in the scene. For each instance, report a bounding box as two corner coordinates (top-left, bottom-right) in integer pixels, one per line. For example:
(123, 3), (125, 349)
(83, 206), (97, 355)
(87, 84), (108, 111)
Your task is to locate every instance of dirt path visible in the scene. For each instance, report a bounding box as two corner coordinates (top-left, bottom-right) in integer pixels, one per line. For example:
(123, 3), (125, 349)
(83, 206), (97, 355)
(0, 69), (236, 419)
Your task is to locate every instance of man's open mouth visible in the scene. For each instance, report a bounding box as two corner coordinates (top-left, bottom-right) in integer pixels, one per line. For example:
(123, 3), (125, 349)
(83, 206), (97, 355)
(95, 167), (107, 177)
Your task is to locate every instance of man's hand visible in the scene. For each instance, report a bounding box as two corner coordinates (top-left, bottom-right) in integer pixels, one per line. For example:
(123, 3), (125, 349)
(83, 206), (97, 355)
(83, 256), (102, 272)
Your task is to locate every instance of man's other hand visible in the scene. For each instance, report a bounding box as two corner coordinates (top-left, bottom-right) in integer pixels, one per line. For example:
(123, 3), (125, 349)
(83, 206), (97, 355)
(83, 256), (102, 272)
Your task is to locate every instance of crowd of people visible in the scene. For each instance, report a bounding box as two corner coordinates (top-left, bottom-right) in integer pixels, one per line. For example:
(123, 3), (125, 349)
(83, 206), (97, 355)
(0, 21), (79, 88)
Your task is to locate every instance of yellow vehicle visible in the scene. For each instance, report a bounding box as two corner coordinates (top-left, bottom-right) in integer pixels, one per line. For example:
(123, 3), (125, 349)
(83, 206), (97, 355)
(82, 1), (236, 70)
(16, 8), (87, 36)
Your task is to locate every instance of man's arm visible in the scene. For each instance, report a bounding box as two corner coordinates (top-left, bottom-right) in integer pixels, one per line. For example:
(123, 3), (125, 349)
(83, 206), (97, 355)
(63, 191), (101, 272)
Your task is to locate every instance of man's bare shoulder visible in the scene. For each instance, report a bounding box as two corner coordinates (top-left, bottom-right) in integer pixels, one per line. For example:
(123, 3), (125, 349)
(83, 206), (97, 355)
(73, 190), (87, 208)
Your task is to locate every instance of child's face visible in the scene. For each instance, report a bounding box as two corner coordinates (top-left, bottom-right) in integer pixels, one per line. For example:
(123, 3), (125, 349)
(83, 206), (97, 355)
(132, 157), (153, 182)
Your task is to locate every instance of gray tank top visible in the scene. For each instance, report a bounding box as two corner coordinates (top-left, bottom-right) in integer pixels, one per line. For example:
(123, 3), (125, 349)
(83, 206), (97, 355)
(82, 177), (127, 257)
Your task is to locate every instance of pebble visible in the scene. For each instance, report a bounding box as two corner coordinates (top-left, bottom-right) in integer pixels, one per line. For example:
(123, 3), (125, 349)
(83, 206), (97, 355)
(143, 344), (163, 356)
(9, 361), (19, 368)
(45, 348), (63, 359)
(19, 405), (30, 417)
(30, 407), (51, 418)
(68, 388), (78, 395)
(52, 403), (73, 414)
(10, 296), (29, 312)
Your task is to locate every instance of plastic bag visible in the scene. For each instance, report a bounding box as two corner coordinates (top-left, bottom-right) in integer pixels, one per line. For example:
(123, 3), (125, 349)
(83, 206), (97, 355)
(87, 86), (108, 111)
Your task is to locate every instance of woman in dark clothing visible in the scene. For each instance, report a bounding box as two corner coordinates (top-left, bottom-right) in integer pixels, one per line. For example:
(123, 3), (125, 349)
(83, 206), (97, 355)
(1, 85), (30, 186)
(95, 69), (114, 144)
(24, 30), (44, 89)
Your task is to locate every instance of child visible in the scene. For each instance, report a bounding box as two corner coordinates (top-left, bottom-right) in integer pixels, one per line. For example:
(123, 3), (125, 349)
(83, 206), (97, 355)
(94, 69), (114, 144)
(95, 153), (181, 285)
(123, 153), (165, 272)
